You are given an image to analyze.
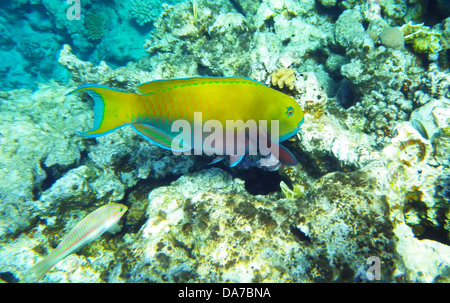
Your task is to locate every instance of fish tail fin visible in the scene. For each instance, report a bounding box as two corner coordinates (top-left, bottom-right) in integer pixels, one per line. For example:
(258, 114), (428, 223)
(68, 84), (135, 137)
(29, 253), (59, 282)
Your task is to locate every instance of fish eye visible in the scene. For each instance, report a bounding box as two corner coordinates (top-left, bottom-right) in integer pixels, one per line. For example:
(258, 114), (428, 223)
(286, 106), (294, 117)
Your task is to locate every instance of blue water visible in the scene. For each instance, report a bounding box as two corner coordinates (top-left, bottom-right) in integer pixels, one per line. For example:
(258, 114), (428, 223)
(0, 0), (180, 90)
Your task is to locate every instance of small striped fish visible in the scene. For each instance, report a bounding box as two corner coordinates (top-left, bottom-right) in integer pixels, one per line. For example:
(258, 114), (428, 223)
(30, 203), (127, 282)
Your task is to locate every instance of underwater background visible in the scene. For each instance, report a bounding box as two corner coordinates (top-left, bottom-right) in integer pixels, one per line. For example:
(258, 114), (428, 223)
(0, 0), (449, 283)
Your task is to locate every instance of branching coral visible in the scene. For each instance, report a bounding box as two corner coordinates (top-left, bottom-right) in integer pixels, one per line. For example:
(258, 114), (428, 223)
(271, 67), (295, 90)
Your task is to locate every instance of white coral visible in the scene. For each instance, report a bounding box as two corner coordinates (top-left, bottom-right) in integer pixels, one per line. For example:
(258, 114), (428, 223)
(208, 13), (247, 35)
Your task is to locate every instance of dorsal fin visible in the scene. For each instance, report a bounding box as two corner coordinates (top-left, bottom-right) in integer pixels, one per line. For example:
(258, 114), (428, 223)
(135, 77), (263, 94)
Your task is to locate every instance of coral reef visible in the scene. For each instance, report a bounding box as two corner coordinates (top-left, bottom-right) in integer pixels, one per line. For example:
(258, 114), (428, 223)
(58, 45), (154, 90)
(335, 9), (371, 51)
(0, 0), (449, 284)
(0, 83), (90, 240)
(0, 53), (193, 281)
(209, 13), (247, 35)
(143, 0), (253, 79)
(127, 167), (397, 282)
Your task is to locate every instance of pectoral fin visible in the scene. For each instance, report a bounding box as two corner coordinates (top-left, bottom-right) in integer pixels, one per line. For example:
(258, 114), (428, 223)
(132, 123), (191, 153)
(229, 155), (244, 167)
(208, 155), (226, 165)
(279, 144), (298, 166)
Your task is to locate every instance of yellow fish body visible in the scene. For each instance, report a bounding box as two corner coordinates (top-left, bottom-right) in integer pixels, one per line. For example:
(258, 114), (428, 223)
(69, 77), (304, 166)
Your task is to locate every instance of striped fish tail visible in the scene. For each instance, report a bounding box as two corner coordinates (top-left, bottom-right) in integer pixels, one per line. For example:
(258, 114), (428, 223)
(29, 252), (60, 282)
(67, 84), (136, 137)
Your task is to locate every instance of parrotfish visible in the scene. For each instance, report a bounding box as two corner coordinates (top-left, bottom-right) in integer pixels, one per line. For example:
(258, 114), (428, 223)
(29, 203), (127, 282)
(69, 77), (304, 167)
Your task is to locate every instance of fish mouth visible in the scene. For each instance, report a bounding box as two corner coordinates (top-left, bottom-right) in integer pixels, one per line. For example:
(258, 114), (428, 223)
(297, 117), (304, 129)
(279, 118), (304, 142)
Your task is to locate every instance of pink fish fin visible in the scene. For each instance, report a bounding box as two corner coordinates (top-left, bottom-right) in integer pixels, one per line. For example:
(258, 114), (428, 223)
(229, 154), (245, 167)
(132, 123), (191, 152)
(259, 122), (269, 139)
(279, 143), (298, 166)
(208, 155), (226, 165)
(258, 121), (297, 166)
(246, 131), (258, 156)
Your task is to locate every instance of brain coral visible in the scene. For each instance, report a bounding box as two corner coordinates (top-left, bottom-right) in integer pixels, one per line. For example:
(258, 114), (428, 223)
(85, 13), (106, 40)
(380, 27), (404, 49)
(127, 0), (177, 26)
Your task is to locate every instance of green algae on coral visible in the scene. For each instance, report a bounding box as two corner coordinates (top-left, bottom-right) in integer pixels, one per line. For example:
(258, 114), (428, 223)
(401, 22), (442, 54)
